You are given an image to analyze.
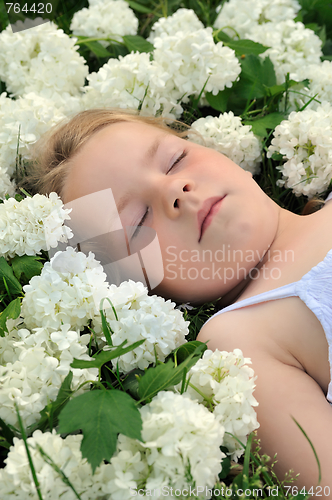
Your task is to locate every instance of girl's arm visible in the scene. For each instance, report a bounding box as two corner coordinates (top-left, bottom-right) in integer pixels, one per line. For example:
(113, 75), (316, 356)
(198, 316), (332, 494)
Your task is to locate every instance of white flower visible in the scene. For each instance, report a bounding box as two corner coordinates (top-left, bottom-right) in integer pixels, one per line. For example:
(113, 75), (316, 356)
(0, 323), (97, 429)
(30, 88), (84, 117)
(0, 430), (114, 499)
(21, 247), (109, 332)
(108, 392), (225, 498)
(70, 0), (138, 47)
(0, 167), (15, 199)
(286, 60), (332, 112)
(147, 8), (204, 43)
(0, 22), (88, 97)
(92, 280), (190, 373)
(21, 248), (188, 374)
(214, 0), (301, 38)
(0, 193), (72, 259)
(0, 91), (70, 179)
(189, 112), (262, 174)
(267, 101), (332, 197)
(153, 27), (241, 102)
(181, 349), (259, 461)
(247, 20), (322, 84)
(82, 51), (183, 118)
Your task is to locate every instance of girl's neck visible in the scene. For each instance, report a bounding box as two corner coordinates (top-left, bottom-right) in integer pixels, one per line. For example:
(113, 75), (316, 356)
(217, 206), (306, 308)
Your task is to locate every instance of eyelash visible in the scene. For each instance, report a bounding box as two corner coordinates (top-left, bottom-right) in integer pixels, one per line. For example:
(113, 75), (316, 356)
(131, 150), (187, 239)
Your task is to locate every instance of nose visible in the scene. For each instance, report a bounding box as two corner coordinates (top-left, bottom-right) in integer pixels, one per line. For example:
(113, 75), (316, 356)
(160, 177), (199, 219)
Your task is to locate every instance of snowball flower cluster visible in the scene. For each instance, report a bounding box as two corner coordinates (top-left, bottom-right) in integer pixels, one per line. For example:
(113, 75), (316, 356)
(248, 20), (322, 84)
(189, 112), (262, 174)
(109, 391), (225, 498)
(0, 193), (72, 259)
(182, 349), (259, 460)
(0, 322), (97, 429)
(0, 92), (72, 197)
(21, 247), (189, 374)
(267, 101), (332, 197)
(0, 430), (113, 499)
(0, 393), (224, 499)
(82, 51), (183, 118)
(21, 247), (110, 332)
(93, 280), (189, 373)
(153, 27), (241, 102)
(288, 60), (332, 112)
(147, 8), (204, 43)
(83, 25), (240, 116)
(70, 0), (138, 47)
(214, 0), (301, 39)
(0, 22), (88, 97)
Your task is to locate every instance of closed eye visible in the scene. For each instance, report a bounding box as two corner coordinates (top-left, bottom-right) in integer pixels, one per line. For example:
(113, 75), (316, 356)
(131, 150), (188, 240)
(167, 150), (187, 174)
(132, 209), (149, 239)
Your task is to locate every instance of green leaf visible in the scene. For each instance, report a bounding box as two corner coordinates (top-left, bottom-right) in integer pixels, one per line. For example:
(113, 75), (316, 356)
(123, 35), (154, 53)
(239, 55), (276, 99)
(138, 343), (206, 402)
(29, 372), (74, 433)
(122, 369), (145, 400)
(108, 42), (129, 58)
(173, 341), (207, 364)
(235, 78), (266, 101)
(225, 39), (269, 56)
(0, 257), (22, 297)
(261, 56), (276, 87)
(0, 416), (15, 446)
(218, 446), (232, 479)
(205, 88), (232, 112)
(138, 360), (179, 401)
(242, 433), (253, 489)
(238, 57), (267, 99)
(0, 298), (21, 336)
(240, 54), (263, 82)
(100, 308), (113, 346)
(70, 340), (145, 369)
(243, 112), (285, 137)
(10, 255), (43, 284)
(126, 0), (152, 13)
(213, 30), (232, 43)
(58, 390), (142, 472)
(84, 41), (111, 58)
(267, 79), (300, 97)
(270, 152), (284, 161)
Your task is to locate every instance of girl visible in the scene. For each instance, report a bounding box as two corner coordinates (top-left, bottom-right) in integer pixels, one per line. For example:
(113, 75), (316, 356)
(31, 108), (332, 493)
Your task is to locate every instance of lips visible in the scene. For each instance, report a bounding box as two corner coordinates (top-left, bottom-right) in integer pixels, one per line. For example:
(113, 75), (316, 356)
(198, 196), (225, 242)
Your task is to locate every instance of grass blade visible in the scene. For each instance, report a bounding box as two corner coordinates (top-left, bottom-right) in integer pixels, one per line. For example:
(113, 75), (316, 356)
(15, 402), (44, 500)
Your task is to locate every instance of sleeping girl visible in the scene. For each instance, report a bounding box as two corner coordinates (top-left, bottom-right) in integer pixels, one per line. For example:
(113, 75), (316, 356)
(31, 108), (332, 493)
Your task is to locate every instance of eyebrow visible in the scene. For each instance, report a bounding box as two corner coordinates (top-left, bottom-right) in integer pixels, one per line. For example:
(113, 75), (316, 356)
(117, 136), (163, 215)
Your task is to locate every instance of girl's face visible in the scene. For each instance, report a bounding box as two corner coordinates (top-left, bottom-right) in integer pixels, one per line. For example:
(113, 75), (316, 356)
(64, 121), (278, 303)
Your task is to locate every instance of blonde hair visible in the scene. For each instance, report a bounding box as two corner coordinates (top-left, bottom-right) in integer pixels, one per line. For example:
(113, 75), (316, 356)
(23, 109), (189, 291)
(301, 197), (325, 215)
(26, 108), (189, 198)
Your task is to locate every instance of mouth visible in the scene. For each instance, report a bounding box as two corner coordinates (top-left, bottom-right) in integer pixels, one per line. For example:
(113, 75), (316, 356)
(198, 196), (225, 242)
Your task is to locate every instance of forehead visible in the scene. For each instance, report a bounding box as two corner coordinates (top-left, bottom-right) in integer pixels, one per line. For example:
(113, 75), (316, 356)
(63, 121), (172, 203)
